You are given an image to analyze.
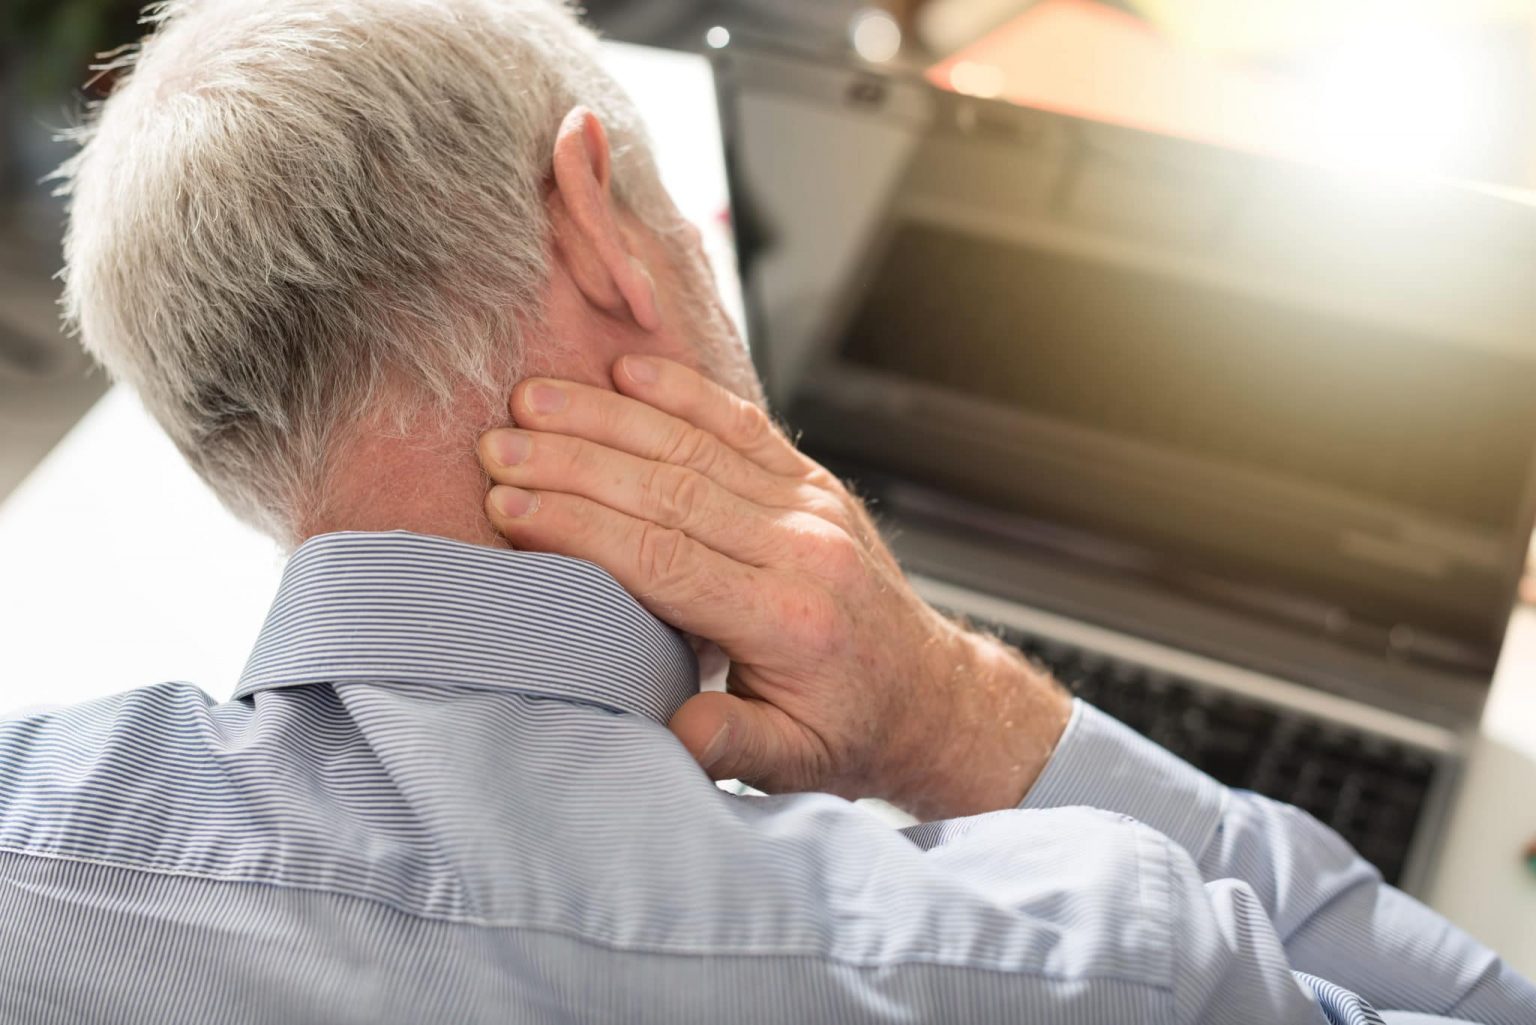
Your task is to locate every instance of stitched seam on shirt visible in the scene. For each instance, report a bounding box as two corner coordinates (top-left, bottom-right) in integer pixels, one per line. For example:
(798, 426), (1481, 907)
(1132, 819), (1177, 997)
(0, 844), (1175, 985)
(1148, 820), (1184, 1025)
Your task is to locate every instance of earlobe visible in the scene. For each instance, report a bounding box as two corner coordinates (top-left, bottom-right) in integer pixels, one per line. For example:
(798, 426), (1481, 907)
(550, 106), (662, 333)
(624, 256), (661, 333)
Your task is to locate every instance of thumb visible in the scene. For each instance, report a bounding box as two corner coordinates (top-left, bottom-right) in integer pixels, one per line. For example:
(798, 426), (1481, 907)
(668, 690), (792, 787)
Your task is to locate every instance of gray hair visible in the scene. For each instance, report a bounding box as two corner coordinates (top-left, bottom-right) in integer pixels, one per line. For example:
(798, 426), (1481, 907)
(55, 0), (672, 543)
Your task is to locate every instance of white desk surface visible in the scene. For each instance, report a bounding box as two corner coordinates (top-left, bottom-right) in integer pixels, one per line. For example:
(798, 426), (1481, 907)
(2, 42), (1534, 979)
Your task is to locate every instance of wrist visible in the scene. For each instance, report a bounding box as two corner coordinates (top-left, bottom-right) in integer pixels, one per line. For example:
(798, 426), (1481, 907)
(883, 620), (1072, 821)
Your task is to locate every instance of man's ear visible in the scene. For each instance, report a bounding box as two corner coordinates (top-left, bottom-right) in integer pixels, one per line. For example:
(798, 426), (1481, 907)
(549, 106), (661, 332)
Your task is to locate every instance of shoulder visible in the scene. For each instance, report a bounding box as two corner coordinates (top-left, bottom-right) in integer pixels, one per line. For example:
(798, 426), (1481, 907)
(0, 682), (342, 874)
(0, 681), (228, 777)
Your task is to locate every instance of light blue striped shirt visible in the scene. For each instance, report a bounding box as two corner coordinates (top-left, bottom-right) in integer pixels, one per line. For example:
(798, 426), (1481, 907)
(1, 531), (1532, 1024)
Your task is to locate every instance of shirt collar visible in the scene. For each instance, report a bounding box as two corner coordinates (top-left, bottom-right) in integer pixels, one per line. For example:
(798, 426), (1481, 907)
(235, 531), (698, 723)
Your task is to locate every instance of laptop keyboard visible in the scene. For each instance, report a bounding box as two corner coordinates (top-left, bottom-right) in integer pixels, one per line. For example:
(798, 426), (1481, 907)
(993, 628), (1439, 886)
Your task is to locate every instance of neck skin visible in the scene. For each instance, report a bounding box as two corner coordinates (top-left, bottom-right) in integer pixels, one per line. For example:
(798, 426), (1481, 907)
(301, 394), (512, 549)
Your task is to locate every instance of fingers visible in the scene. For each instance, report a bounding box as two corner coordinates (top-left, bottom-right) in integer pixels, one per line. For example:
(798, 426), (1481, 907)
(484, 483), (769, 651)
(614, 355), (814, 478)
(510, 377), (790, 506)
(479, 427), (798, 567)
(668, 690), (824, 790)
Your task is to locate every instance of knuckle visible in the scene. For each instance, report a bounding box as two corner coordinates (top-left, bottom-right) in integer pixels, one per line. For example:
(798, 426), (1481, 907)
(593, 400), (626, 441)
(807, 491), (855, 533)
(559, 435), (597, 479)
(684, 431), (724, 479)
(802, 464), (842, 491)
(787, 517), (861, 580)
(659, 423), (710, 468)
(635, 521), (691, 589)
(728, 398), (772, 446)
(642, 464), (704, 524)
(817, 529), (863, 582)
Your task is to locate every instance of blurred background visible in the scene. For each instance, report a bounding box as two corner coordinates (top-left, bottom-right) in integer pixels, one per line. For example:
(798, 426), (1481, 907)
(3, 0), (1535, 595)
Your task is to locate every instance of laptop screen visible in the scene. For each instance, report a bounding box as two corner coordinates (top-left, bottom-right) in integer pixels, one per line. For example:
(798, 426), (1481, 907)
(717, 47), (1536, 671)
(842, 220), (1534, 533)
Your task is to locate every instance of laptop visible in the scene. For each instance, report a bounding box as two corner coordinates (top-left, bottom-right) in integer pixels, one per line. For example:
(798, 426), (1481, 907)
(710, 43), (1536, 894)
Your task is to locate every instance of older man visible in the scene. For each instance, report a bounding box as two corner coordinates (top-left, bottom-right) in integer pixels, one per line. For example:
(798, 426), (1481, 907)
(2, 0), (1532, 1022)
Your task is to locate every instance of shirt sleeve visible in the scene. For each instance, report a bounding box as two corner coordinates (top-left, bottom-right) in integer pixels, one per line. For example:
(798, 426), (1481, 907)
(903, 804), (1342, 1024)
(1021, 700), (1536, 1024)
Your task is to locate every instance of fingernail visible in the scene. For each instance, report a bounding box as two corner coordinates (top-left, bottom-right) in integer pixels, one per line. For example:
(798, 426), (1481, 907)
(700, 722), (730, 769)
(623, 355), (659, 384)
(490, 485), (538, 519)
(486, 430), (531, 468)
(525, 381), (567, 415)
